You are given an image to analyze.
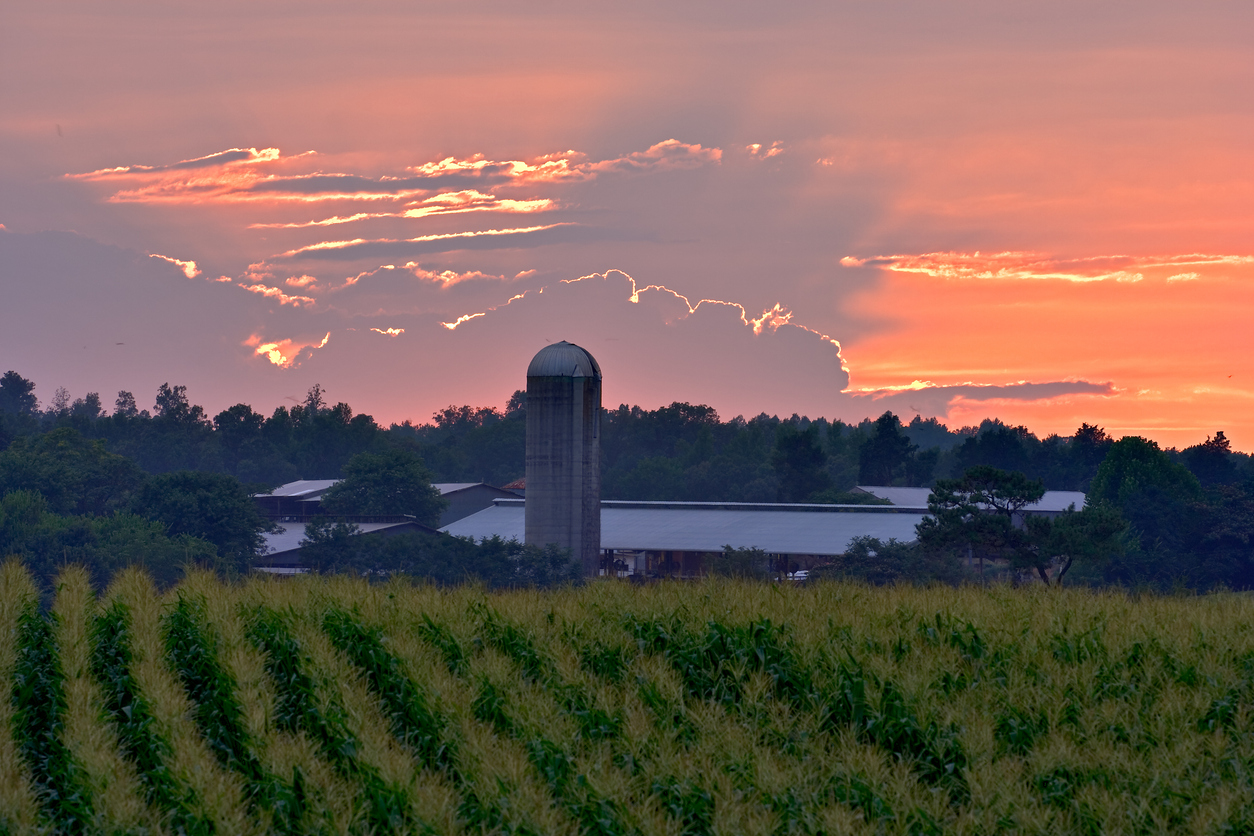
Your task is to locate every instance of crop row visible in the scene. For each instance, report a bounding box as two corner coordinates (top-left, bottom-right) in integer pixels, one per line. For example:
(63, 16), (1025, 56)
(3, 565), (1254, 834)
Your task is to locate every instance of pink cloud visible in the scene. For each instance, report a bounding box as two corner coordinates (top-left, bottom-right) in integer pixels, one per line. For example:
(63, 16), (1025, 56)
(248, 190), (556, 229)
(243, 331), (330, 368)
(236, 283), (316, 307)
(148, 253), (200, 279)
(273, 223), (575, 260)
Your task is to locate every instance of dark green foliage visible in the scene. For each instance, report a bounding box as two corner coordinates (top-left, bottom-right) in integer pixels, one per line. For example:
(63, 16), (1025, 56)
(0, 426), (145, 515)
(247, 608), (423, 833)
(651, 775), (714, 836)
(578, 642), (629, 684)
(1181, 432), (1238, 487)
(706, 545), (772, 580)
(953, 423), (1034, 476)
(859, 412), (934, 487)
(10, 607), (94, 834)
(636, 677), (697, 742)
(812, 536), (965, 585)
(471, 676), (514, 735)
(1090, 436), (1202, 569)
(476, 606), (552, 682)
(828, 772), (895, 827)
(416, 615), (467, 674)
(322, 608), (452, 772)
(131, 470), (271, 576)
(163, 597), (255, 771)
(918, 465), (1046, 570)
(298, 527), (581, 589)
(772, 424), (832, 501)
(0, 489), (211, 590)
(319, 447), (446, 525)
(0, 370), (39, 417)
(628, 616), (813, 708)
(91, 601), (212, 834)
(994, 705), (1049, 755)
(822, 658), (970, 802)
(1025, 505), (1129, 584)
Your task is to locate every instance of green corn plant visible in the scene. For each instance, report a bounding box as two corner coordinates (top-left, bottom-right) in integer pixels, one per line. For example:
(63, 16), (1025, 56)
(92, 599), (212, 834)
(322, 607), (453, 773)
(0, 561), (42, 833)
(247, 606), (425, 834)
(11, 605), (94, 834)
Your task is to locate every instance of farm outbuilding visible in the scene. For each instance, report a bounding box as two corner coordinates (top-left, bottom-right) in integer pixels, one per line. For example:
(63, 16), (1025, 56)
(442, 498), (927, 579)
(254, 479), (517, 527)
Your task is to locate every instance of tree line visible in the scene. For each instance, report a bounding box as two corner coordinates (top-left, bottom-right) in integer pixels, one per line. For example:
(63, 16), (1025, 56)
(2, 368), (1253, 591)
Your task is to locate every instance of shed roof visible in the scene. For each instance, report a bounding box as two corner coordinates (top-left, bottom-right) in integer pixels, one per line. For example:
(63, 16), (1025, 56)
(259, 479), (501, 499)
(261, 521), (427, 558)
(262, 479), (339, 499)
(441, 499), (925, 556)
(854, 486), (1086, 512)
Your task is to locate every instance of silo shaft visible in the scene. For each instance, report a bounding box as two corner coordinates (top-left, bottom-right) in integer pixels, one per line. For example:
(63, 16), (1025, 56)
(525, 342), (602, 577)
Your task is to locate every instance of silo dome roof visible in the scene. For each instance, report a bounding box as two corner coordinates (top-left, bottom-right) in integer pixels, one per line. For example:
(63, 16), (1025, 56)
(527, 341), (602, 379)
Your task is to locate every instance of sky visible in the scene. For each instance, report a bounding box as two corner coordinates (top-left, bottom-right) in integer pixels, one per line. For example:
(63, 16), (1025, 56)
(1, 1), (1251, 449)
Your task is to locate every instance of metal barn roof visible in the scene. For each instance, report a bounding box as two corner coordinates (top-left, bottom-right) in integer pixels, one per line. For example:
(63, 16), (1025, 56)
(260, 480), (499, 498)
(441, 499), (925, 557)
(262, 521), (426, 558)
(263, 479), (339, 499)
(854, 486), (1086, 512)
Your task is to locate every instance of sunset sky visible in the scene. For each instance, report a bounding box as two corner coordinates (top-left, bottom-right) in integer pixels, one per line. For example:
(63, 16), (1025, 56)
(2, 2), (1251, 449)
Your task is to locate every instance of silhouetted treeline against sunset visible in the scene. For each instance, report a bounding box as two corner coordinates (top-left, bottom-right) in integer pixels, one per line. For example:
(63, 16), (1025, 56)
(3, 368), (1254, 591)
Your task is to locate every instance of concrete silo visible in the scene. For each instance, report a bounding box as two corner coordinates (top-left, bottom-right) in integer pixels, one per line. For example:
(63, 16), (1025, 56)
(525, 341), (602, 576)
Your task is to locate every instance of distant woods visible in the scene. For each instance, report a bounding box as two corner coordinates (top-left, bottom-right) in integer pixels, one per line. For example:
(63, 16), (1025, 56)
(3, 369), (1254, 591)
(2, 369), (1252, 499)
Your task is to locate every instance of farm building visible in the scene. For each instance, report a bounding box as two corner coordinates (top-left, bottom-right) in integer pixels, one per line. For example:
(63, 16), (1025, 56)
(253, 479), (518, 572)
(257, 519), (438, 574)
(850, 485), (1086, 518)
(254, 479), (517, 526)
(443, 497), (928, 579)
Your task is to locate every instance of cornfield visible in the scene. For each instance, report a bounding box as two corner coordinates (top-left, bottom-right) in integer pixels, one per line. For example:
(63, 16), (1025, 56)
(3, 563), (1254, 834)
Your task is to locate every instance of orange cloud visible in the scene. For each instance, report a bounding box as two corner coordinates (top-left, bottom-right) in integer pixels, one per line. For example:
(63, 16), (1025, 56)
(69, 147), (284, 179)
(747, 141), (784, 159)
(369, 327), (404, 337)
(68, 140), (720, 206)
(148, 253), (200, 279)
(840, 252), (1254, 283)
(243, 331), (330, 368)
(248, 190), (556, 229)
